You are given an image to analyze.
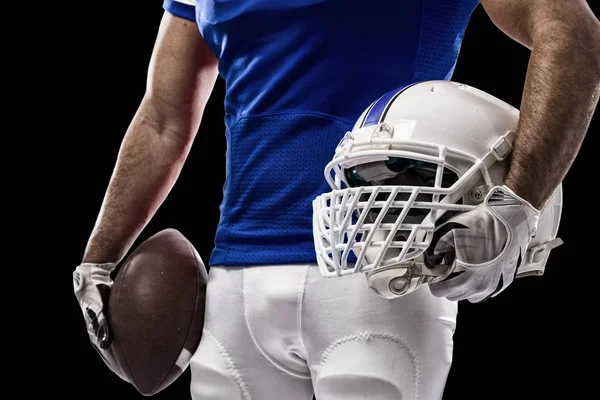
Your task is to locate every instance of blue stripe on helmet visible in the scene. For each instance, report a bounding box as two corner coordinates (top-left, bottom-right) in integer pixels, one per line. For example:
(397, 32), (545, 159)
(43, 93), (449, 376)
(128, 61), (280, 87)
(361, 83), (416, 128)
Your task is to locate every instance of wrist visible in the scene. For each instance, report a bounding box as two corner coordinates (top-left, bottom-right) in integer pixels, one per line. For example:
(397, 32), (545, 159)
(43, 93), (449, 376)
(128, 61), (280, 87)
(82, 237), (126, 265)
(78, 262), (117, 269)
(502, 173), (543, 210)
(491, 184), (540, 215)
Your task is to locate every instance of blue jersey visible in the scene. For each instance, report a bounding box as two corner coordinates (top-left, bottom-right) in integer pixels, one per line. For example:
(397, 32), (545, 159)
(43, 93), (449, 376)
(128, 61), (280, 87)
(163, 0), (480, 267)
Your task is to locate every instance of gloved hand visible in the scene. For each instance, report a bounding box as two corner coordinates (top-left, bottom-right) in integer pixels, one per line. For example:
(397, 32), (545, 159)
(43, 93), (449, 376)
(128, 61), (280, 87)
(73, 262), (129, 382)
(429, 185), (540, 303)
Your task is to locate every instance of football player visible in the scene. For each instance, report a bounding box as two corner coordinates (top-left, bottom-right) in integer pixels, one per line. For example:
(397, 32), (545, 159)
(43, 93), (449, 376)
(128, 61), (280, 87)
(73, 1), (599, 399)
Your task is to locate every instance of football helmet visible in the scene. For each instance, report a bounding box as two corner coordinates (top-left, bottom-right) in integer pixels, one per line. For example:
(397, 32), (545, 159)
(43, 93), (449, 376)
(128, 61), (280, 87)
(312, 80), (563, 298)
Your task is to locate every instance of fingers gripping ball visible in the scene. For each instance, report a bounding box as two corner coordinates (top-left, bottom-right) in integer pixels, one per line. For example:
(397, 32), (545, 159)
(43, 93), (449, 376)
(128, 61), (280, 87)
(107, 229), (208, 396)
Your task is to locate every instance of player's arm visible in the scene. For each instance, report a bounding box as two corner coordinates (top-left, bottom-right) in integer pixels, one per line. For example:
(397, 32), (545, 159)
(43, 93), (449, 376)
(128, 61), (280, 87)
(82, 11), (218, 263)
(479, 0), (600, 209)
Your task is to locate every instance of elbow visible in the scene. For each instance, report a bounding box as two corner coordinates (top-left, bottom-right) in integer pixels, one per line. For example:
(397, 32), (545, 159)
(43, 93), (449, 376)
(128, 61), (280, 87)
(534, 16), (600, 80)
(137, 95), (201, 146)
(587, 23), (600, 80)
(579, 23), (600, 84)
(574, 14), (600, 78)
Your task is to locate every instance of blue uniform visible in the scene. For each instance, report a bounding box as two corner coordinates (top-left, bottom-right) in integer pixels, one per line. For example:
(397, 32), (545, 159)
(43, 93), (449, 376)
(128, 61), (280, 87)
(163, 0), (480, 267)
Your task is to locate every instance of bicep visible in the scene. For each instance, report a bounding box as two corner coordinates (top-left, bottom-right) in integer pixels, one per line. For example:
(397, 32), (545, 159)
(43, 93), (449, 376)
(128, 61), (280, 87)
(479, 0), (598, 50)
(143, 9), (219, 136)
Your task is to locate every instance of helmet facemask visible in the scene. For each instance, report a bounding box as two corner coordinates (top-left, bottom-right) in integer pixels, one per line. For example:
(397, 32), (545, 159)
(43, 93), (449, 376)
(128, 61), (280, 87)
(312, 121), (511, 278)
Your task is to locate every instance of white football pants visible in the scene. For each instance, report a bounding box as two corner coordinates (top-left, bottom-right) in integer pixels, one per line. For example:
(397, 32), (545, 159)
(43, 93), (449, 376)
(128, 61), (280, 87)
(189, 264), (457, 400)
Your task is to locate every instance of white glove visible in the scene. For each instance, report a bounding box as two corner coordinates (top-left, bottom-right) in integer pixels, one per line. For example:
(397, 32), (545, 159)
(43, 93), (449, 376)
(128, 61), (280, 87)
(429, 185), (540, 303)
(73, 262), (129, 382)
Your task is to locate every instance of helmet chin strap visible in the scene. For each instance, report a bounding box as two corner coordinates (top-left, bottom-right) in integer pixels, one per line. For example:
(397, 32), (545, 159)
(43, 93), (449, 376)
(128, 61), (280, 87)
(363, 213), (460, 300)
(364, 258), (453, 299)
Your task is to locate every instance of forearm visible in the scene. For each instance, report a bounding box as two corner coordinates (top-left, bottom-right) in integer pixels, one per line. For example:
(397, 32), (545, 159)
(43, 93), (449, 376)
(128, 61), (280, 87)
(82, 102), (195, 263)
(505, 21), (600, 209)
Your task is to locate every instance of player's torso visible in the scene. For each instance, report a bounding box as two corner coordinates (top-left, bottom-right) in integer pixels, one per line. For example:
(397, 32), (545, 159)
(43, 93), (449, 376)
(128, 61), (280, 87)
(196, 0), (479, 120)
(185, 0), (480, 266)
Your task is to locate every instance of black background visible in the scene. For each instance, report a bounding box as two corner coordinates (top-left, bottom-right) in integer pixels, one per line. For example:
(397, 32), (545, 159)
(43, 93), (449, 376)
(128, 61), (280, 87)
(59, 1), (599, 399)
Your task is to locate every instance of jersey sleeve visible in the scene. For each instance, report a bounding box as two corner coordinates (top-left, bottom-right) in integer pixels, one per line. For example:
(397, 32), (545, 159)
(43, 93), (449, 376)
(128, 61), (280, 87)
(163, 0), (196, 22)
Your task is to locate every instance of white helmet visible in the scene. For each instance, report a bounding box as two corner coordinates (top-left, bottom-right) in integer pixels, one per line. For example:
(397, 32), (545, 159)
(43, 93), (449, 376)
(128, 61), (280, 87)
(312, 80), (563, 297)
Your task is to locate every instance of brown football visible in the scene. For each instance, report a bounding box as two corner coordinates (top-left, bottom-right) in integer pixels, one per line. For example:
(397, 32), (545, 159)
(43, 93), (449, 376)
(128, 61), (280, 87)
(107, 228), (208, 396)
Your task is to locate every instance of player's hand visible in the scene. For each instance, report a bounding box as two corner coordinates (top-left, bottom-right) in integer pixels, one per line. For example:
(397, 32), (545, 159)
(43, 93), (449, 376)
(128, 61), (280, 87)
(428, 185), (540, 303)
(73, 262), (129, 382)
